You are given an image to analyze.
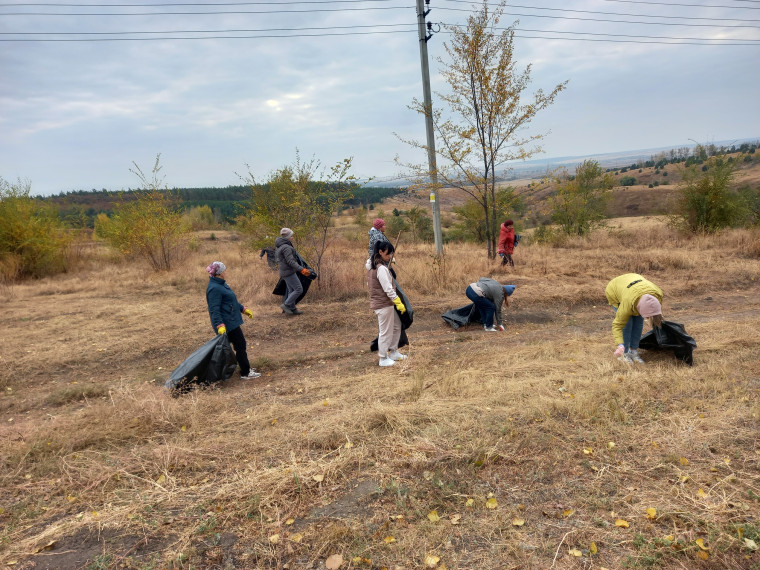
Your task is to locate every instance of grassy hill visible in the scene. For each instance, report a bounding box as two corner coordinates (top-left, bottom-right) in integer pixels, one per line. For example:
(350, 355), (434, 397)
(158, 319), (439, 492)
(1, 213), (759, 568)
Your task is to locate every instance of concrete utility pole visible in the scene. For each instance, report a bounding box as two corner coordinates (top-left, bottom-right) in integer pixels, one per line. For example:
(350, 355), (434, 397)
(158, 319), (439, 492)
(416, 0), (443, 257)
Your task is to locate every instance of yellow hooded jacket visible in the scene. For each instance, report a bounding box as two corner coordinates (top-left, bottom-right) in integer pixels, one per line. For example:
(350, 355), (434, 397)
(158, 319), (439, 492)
(605, 273), (663, 345)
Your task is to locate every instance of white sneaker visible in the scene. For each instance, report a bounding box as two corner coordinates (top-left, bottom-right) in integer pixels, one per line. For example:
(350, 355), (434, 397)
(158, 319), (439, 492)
(617, 353), (633, 364)
(484, 325), (498, 332)
(379, 357), (396, 367)
(240, 370), (262, 380)
(629, 350), (646, 364)
(389, 350), (407, 361)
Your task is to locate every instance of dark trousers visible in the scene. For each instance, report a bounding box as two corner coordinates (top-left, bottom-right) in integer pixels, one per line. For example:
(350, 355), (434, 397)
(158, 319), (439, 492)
(227, 326), (250, 376)
(466, 285), (495, 328)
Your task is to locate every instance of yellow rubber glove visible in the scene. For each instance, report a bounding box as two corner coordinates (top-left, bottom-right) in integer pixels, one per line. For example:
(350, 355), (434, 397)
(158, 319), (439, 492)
(392, 296), (406, 314)
(243, 308), (253, 319)
(217, 324), (227, 335)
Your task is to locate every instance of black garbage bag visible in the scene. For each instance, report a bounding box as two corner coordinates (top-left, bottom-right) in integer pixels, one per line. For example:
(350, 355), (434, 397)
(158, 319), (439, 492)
(639, 320), (697, 366)
(442, 303), (482, 330)
(272, 252), (317, 305)
(165, 335), (237, 395)
(370, 280), (413, 352)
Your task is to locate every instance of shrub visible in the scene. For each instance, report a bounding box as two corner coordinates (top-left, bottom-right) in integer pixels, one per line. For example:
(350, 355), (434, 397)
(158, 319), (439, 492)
(670, 156), (746, 233)
(94, 155), (189, 270)
(0, 177), (73, 281)
(620, 176), (637, 187)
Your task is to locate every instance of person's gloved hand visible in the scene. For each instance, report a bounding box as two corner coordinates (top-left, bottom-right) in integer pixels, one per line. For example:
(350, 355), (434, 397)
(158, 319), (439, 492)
(243, 307), (253, 319)
(392, 296), (406, 314)
(613, 344), (625, 357)
(217, 324), (227, 335)
(300, 268), (311, 276)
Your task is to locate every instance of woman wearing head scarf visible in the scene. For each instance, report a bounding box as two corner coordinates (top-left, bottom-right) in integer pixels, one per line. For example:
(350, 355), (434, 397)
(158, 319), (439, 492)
(205, 261), (260, 380)
(605, 273), (663, 364)
(368, 218), (391, 261)
(498, 219), (515, 267)
(465, 278), (515, 331)
(275, 228), (311, 315)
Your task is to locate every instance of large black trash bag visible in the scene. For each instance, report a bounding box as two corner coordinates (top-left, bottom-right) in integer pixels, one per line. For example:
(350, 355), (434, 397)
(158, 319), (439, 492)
(165, 335), (237, 395)
(370, 280), (413, 352)
(272, 252), (317, 305)
(441, 303), (482, 330)
(639, 320), (697, 366)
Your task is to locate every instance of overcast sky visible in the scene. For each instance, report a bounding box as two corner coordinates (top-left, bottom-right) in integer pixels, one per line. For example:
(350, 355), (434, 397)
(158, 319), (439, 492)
(1, 0), (758, 196)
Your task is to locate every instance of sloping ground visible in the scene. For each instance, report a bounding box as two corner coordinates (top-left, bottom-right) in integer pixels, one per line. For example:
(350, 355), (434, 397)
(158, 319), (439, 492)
(1, 233), (759, 569)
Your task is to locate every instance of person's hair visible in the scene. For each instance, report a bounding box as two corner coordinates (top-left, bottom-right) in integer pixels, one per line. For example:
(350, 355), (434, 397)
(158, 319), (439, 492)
(650, 314), (663, 328)
(371, 241), (394, 269)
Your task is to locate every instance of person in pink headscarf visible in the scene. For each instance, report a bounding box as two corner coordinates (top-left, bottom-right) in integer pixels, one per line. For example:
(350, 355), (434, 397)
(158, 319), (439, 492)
(605, 273), (663, 364)
(368, 218), (391, 260)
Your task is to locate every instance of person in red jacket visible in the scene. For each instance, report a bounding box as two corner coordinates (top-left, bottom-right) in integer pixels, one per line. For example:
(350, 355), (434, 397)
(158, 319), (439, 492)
(498, 219), (515, 267)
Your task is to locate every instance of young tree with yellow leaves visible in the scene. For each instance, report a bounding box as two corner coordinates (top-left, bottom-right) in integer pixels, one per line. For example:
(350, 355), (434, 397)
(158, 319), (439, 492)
(399, 0), (567, 258)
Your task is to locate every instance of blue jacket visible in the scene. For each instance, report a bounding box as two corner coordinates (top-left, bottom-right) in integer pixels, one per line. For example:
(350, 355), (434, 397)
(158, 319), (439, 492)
(206, 276), (244, 333)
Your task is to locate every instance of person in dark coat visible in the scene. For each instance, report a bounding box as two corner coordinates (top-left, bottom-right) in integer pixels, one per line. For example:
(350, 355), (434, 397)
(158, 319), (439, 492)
(259, 246), (277, 270)
(275, 228), (312, 315)
(498, 219), (515, 267)
(205, 261), (260, 380)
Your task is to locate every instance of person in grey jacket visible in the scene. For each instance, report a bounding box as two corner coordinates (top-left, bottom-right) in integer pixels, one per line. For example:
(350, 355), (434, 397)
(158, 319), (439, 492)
(465, 277), (515, 331)
(368, 218), (391, 260)
(275, 228), (312, 315)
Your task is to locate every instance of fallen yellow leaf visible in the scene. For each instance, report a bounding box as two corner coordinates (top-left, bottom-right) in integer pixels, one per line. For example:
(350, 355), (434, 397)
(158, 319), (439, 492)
(290, 533), (303, 543)
(285, 518), (294, 525)
(646, 508), (657, 520)
(615, 519), (629, 528)
(384, 536), (395, 544)
(313, 474), (324, 482)
(424, 554), (440, 568)
(590, 542), (598, 555)
(563, 509), (574, 518)
(679, 457), (689, 465)
(427, 510), (440, 523)
(569, 548), (582, 557)
(744, 538), (758, 551)
(512, 518), (525, 527)
(607, 442), (615, 450)
(695, 538), (709, 551)
(485, 498), (498, 509)
(697, 550), (709, 560)
(156, 474), (166, 485)
(465, 498), (474, 507)
(66, 495), (76, 502)
(450, 514), (461, 525)
(180, 425), (186, 432)
(268, 534), (279, 544)
(697, 488), (707, 498)
(583, 447), (593, 455)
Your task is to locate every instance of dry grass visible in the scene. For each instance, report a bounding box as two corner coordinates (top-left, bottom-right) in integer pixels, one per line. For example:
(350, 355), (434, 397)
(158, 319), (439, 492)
(1, 220), (759, 569)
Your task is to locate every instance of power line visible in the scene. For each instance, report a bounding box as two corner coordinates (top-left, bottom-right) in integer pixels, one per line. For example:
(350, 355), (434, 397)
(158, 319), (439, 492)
(598, 0), (760, 8)
(1, 26), (757, 44)
(2, 22), (758, 42)
(436, 5), (760, 23)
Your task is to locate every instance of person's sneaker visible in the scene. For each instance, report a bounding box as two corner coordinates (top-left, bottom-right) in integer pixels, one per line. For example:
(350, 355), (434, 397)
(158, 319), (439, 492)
(280, 303), (294, 315)
(484, 325), (498, 332)
(617, 353), (633, 364)
(389, 350), (407, 361)
(291, 307), (303, 315)
(379, 357), (396, 367)
(240, 370), (262, 380)
(629, 350), (646, 364)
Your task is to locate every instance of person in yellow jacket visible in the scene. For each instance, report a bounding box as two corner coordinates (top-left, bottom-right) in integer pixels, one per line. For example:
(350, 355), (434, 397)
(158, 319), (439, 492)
(605, 273), (663, 364)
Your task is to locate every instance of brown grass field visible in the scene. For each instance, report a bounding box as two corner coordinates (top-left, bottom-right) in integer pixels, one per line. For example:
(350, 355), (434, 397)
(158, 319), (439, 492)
(1, 212), (760, 569)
